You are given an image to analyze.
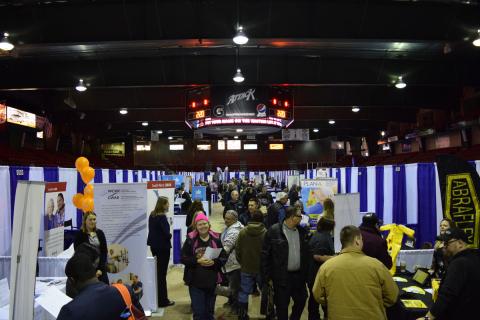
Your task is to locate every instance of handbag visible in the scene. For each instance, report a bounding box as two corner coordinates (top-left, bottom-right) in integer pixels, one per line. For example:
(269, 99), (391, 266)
(112, 283), (146, 320)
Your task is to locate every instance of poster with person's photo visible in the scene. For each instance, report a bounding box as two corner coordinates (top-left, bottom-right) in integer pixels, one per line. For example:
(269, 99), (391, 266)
(147, 180), (175, 263)
(44, 182), (66, 256)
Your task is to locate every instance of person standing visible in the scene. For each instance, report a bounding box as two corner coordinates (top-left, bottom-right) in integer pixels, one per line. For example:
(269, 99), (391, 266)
(257, 185), (273, 208)
(224, 190), (246, 219)
(178, 186), (192, 215)
(236, 211), (267, 320)
(261, 206), (309, 320)
(55, 193), (66, 227)
(429, 218), (454, 278)
(265, 192), (289, 228)
(74, 211), (109, 285)
(307, 216), (335, 320)
(419, 228), (480, 320)
(221, 210), (244, 313)
(147, 196), (174, 308)
(239, 198), (259, 226)
(181, 213), (226, 320)
(313, 225), (398, 319)
(359, 213), (392, 269)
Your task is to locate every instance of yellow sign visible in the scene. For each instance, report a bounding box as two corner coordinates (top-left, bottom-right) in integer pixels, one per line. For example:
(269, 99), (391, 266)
(445, 173), (480, 248)
(195, 110), (206, 119)
(276, 109), (286, 118)
(101, 143), (125, 157)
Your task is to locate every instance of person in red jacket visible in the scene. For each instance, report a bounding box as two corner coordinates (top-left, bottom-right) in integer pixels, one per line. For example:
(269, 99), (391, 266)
(359, 213), (392, 269)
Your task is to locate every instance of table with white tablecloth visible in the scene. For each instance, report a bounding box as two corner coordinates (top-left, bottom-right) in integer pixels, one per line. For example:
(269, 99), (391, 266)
(0, 256), (158, 312)
(395, 249), (434, 272)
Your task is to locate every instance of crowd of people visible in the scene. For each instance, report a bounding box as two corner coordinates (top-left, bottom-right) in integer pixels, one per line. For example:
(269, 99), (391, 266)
(57, 177), (480, 320)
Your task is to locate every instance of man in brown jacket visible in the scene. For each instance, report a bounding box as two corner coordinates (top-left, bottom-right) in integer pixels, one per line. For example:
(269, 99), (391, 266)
(313, 225), (398, 320)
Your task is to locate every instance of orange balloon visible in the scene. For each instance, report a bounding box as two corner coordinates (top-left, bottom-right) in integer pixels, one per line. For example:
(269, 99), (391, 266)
(72, 193), (84, 209)
(84, 184), (94, 198)
(81, 196), (94, 212)
(81, 166), (95, 184)
(75, 157), (89, 171)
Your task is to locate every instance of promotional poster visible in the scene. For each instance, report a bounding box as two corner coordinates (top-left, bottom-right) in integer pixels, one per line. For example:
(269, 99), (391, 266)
(43, 182), (66, 257)
(300, 178), (338, 230)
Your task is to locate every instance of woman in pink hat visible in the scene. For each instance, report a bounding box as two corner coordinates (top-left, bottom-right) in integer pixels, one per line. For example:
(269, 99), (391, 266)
(181, 213), (226, 320)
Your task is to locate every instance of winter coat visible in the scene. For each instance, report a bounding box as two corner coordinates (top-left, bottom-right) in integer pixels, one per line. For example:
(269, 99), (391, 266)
(261, 222), (310, 286)
(220, 221), (244, 273)
(236, 222), (266, 274)
(359, 224), (393, 269)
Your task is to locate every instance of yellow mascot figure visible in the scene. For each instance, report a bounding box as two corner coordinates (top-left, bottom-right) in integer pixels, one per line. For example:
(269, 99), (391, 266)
(379, 224), (415, 275)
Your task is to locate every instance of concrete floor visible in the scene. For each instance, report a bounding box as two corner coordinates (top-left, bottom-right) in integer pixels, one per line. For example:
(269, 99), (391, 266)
(152, 203), (317, 319)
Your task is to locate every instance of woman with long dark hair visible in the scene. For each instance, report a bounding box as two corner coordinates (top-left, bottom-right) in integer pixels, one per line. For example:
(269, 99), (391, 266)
(73, 211), (109, 285)
(430, 218), (455, 278)
(147, 196), (175, 308)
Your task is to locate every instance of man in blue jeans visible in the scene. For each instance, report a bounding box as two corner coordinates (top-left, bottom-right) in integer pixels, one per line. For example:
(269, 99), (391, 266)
(236, 210), (267, 320)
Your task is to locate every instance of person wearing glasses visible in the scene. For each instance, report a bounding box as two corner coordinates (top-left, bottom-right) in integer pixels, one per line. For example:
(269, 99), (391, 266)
(261, 206), (310, 320)
(419, 228), (480, 320)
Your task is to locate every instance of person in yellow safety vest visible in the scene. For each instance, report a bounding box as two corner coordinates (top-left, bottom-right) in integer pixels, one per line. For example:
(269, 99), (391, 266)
(379, 224), (415, 275)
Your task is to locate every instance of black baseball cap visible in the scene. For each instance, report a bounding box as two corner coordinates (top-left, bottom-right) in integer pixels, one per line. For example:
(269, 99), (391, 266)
(362, 213), (382, 226)
(442, 227), (469, 244)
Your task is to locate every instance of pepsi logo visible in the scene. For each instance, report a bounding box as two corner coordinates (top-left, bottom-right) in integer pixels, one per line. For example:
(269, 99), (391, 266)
(256, 104), (266, 113)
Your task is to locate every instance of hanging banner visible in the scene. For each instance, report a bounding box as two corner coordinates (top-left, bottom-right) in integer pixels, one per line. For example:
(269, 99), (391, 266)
(94, 183), (151, 307)
(191, 186), (207, 201)
(211, 87), (269, 118)
(436, 155), (480, 248)
(287, 175), (301, 189)
(300, 178), (338, 231)
(44, 182), (66, 257)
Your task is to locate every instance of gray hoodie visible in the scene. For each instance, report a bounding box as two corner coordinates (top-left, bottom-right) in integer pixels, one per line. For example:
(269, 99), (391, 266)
(221, 220), (244, 273)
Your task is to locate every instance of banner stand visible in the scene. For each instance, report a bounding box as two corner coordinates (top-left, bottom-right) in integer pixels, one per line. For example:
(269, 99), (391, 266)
(9, 181), (44, 320)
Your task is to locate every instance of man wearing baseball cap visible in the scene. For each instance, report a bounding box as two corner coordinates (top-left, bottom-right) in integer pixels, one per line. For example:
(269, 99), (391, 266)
(418, 227), (480, 320)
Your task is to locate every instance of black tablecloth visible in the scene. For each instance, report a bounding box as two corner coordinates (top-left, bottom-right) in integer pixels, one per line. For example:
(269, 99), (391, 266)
(387, 272), (433, 320)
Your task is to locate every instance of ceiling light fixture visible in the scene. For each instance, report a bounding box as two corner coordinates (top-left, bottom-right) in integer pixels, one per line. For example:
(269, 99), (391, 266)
(142, 122), (148, 126)
(75, 79), (87, 92)
(328, 120), (335, 125)
(352, 106), (360, 112)
(233, 26), (248, 45)
(473, 29), (480, 47)
(313, 128), (319, 133)
(157, 130), (163, 134)
(234, 136), (239, 139)
(233, 68), (244, 83)
(395, 76), (407, 89)
(236, 128), (243, 133)
(381, 130), (386, 137)
(119, 108), (128, 115)
(168, 136), (173, 140)
(0, 32), (14, 51)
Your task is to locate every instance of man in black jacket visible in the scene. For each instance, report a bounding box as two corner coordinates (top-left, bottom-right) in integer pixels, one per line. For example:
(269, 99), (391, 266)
(420, 228), (480, 320)
(266, 192), (289, 228)
(359, 213), (392, 269)
(261, 206), (310, 320)
(223, 190), (246, 218)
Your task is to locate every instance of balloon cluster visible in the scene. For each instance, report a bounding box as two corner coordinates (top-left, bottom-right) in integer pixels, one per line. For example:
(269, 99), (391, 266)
(72, 157), (96, 212)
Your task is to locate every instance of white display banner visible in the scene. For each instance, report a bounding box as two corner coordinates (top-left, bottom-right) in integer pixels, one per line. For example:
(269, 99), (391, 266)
(44, 182), (66, 257)
(287, 175), (300, 189)
(94, 183), (151, 310)
(333, 193), (361, 253)
(147, 180), (175, 265)
(9, 181), (44, 320)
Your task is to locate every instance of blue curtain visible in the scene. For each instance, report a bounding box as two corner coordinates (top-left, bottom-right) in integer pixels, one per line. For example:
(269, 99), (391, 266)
(94, 169), (103, 183)
(123, 170), (129, 182)
(133, 171), (138, 182)
(109, 169), (116, 183)
(417, 163), (437, 248)
(393, 165), (407, 225)
(173, 229), (182, 264)
(142, 170), (147, 180)
(9, 166), (30, 224)
(375, 166), (384, 221)
(345, 167), (351, 193)
(358, 167), (368, 212)
(336, 169), (341, 194)
(76, 171), (85, 227)
(43, 167), (59, 182)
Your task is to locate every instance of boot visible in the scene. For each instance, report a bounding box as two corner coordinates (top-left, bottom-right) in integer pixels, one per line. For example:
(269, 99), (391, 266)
(238, 302), (249, 320)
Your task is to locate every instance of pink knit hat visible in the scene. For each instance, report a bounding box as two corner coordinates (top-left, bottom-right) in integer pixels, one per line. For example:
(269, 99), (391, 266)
(194, 213), (209, 224)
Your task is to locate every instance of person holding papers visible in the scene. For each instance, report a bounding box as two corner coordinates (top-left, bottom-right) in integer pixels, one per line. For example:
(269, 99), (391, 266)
(181, 213), (226, 320)
(147, 196), (174, 308)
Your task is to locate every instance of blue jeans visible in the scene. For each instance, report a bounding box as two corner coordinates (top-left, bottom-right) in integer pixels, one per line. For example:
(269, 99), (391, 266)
(238, 272), (261, 304)
(189, 286), (216, 320)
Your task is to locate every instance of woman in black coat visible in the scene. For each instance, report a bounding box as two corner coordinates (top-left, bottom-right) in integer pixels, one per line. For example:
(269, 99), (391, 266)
(147, 196), (174, 308)
(73, 211), (109, 284)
